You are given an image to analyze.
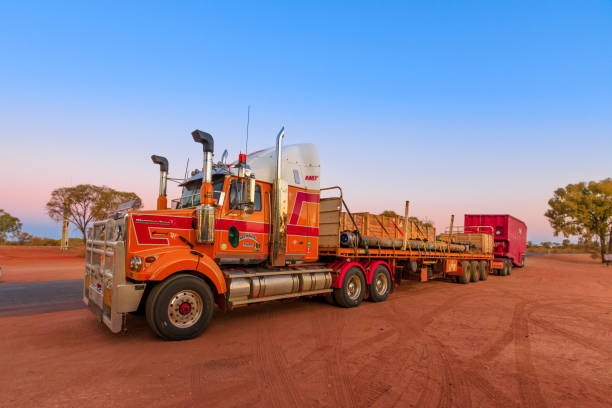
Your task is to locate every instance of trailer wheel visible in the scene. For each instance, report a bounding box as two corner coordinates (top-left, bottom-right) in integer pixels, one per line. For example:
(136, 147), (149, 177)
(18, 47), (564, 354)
(505, 259), (512, 276)
(517, 255), (526, 268)
(146, 274), (214, 341)
(334, 267), (365, 307)
(470, 261), (480, 282)
(459, 261), (471, 284)
(369, 265), (391, 302)
(479, 261), (489, 280)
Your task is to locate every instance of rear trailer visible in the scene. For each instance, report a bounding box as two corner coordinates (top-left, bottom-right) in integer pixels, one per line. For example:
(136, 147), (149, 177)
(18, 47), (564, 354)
(465, 214), (527, 269)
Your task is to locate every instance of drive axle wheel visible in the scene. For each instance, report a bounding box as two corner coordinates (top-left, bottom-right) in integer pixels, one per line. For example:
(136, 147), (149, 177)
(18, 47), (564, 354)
(479, 261), (489, 281)
(334, 267), (365, 308)
(459, 261), (471, 284)
(146, 274), (214, 341)
(369, 265), (391, 302)
(470, 261), (480, 282)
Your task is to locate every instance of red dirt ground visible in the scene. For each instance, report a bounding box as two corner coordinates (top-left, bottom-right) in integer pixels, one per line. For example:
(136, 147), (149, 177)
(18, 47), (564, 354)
(0, 246), (83, 283)
(1, 253), (611, 407)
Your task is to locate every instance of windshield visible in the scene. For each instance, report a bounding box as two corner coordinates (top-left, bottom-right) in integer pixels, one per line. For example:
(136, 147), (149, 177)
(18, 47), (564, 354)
(178, 176), (224, 208)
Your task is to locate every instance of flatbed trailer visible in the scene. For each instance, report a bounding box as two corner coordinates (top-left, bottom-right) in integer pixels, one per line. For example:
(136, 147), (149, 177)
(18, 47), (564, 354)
(317, 192), (494, 288)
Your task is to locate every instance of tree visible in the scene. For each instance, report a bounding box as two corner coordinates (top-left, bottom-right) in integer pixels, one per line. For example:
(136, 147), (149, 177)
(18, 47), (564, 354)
(545, 178), (612, 263)
(380, 210), (399, 217)
(0, 210), (22, 243)
(46, 184), (142, 243)
(562, 239), (570, 248)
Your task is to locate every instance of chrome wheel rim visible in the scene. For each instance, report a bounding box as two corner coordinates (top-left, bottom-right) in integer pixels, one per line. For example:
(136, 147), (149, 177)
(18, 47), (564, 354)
(168, 290), (203, 328)
(346, 275), (362, 301)
(374, 272), (388, 296)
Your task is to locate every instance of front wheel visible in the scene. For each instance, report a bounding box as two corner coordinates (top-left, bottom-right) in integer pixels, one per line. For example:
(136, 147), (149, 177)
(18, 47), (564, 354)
(146, 274), (215, 341)
(334, 267), (365, 308)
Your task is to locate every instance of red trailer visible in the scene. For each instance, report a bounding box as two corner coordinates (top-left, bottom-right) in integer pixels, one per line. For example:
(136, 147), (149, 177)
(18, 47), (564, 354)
(465, 214), (527, 276)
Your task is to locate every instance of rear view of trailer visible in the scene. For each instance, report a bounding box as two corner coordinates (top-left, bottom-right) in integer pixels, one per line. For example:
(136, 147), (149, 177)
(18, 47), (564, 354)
(465, 214), (527, 267)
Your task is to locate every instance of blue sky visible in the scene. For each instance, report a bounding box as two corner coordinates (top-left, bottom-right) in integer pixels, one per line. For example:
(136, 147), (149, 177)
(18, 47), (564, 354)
(1, 1), (611, 242)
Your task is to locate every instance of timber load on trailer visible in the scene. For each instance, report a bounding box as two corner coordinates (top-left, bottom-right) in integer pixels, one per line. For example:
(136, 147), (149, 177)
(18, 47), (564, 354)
(83, 127), (524, 340)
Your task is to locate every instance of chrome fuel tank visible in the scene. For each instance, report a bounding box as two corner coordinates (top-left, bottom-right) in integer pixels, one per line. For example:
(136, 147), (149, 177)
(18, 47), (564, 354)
(227, 268), (333, 305)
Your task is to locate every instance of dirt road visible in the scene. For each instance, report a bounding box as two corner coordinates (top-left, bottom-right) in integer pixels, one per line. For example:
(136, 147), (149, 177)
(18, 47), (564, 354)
(1, 253), (611, 407)
(0, 246), (83, 283)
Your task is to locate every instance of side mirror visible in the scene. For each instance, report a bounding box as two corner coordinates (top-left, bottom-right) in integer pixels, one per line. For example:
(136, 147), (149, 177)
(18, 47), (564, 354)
(221, 149), (229, 165)
(246, 176), (256, 204)
(243, 176), (256, 213)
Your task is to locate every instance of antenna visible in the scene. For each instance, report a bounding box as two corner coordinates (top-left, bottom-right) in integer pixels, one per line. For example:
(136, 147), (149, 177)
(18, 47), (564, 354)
(245, 105), (250, 159)
(183, 157), (190, 180)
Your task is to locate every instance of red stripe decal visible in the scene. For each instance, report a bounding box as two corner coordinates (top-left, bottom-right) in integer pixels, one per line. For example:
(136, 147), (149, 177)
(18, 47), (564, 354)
(132, 214), (194, 245)
(289, 192), (320, 225)
(287, 225), (319, 237)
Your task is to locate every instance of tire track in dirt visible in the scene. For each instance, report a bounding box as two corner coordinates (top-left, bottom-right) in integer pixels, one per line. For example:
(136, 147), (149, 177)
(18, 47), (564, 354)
(389, 293), (474, 408)
(188, 355), (253, 406)
(529, 315), (612, 358)
(309, 307), (357, 407)
(253, 308), (307, 408)
(512, 301), (548, 408)
(407, 288), (521, 408)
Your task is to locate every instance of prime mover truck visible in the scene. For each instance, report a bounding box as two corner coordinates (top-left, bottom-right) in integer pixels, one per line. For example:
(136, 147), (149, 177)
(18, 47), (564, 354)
(83, 128), (517, 340)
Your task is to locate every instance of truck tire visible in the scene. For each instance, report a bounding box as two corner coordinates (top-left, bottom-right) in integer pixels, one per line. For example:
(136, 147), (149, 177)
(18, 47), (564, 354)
(324, 292), (336, 306)
(459, 261), (471, 284)
(506, 259), (512, 276)
(369, 265), (391, 302)
(479, 260), (489, 280)
(334, 267), (365, 308)
(470, 261), (480, 282)
(517, 255), (525, 268)
(146, 274), (214, 341)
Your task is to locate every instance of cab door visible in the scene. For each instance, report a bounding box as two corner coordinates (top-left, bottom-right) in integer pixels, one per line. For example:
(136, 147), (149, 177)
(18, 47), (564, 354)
(214, 177), (270, 263)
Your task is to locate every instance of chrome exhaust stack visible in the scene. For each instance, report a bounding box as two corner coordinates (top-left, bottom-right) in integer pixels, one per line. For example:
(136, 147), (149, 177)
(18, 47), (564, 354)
(151, 155), (169, 210)
(191, 130), (216, 244)
(270, 127), (287, 266)
(192, 130), (214, 184)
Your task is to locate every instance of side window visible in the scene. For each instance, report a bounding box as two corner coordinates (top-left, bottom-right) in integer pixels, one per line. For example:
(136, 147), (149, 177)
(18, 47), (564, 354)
(228, 180), (262, 211)
(254, 185), (261, 211)
(229, 180), (243, 210)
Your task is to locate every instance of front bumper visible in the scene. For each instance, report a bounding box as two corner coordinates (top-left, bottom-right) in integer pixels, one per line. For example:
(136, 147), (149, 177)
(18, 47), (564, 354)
(84, 219), (146, 333)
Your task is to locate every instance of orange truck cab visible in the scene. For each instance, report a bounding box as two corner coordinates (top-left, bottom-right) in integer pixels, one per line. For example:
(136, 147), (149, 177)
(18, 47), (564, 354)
(84, 128), (335, 340)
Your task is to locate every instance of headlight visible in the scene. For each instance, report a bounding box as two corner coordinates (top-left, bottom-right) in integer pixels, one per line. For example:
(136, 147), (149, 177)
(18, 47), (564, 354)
(130, 256), (142, 271)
